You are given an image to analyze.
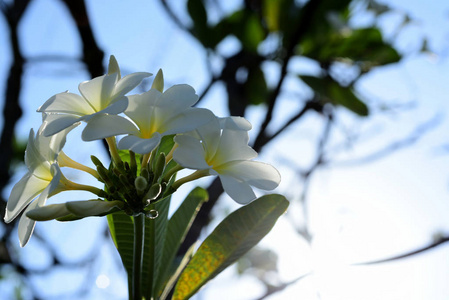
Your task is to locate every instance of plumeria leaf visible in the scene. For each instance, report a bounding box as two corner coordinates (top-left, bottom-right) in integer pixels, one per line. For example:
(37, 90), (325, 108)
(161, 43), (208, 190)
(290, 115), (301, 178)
(107, 211), (134, 296)
(107, 197), (172, 300)
(160, 242), (196, 300)
(172, 194), (288, 300)
(142, 199), (171, 299)
(155, 187), (208, 297)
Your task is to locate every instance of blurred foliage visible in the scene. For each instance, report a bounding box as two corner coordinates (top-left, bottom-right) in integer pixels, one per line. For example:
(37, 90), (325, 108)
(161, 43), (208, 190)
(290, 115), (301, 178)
(181, 0), (411, 295)
(186, 0), (402, 117)
(0, 0), (425, 299)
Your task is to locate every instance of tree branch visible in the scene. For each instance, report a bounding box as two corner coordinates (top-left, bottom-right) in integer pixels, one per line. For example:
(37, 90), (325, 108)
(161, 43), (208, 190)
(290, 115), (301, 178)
(253, 0), (324, 152)
(60, 0), (104, 78)
(353, 235), (449, 265)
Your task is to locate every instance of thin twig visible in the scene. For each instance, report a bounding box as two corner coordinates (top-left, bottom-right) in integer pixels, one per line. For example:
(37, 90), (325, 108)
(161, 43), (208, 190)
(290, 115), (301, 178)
(353, 236), (449, 265)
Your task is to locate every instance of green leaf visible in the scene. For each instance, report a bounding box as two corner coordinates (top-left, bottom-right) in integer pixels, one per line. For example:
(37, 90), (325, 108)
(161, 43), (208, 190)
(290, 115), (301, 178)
(107, 211), (134, 298)
(301, 27), (400, 67)
(262, 0), (282, 32)
(142, 199), (171, 299)
(160, 243), (196, 300)
(187, 0), (207, 27)
(107, 198), (172, 299)
(245, 66), (268, 105)
(172, 194), (289, 300)
(301, 75), (369, 116)
(187, 0), (217, 48)
(155, 187), (209, 297)
(231, 10), (266, 52)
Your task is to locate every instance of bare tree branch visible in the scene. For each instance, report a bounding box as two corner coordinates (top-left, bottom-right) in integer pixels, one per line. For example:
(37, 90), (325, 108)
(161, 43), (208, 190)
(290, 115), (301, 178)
(253, 0), (324, 152)
(159, 0), (192, 33)
(332, 113), (442, 167)
(60, 0), (104, 78)
(353, 236), (449, 265)
(253, 272), (313, 300)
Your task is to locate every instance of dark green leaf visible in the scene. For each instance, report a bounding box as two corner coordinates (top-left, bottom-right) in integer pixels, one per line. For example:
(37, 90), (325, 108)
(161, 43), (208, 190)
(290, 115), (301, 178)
(245, 66), (268, 105)
(187, 0), (207, 27)
(107, 211), (134, 298)
(301, 75), (369, 116)
(142, 199), (171, 299)
(172, 194), (289, 300)
(301, 27), (400, 67)
(155, 187), (208, 297)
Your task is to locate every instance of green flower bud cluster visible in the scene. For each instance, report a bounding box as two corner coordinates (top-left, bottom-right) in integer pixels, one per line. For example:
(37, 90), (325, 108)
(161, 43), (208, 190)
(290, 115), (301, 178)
(91, 151), (174, 216)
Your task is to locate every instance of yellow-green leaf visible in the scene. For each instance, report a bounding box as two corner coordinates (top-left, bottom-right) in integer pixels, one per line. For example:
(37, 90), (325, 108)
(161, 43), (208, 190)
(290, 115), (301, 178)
(172, 194), (289, 300)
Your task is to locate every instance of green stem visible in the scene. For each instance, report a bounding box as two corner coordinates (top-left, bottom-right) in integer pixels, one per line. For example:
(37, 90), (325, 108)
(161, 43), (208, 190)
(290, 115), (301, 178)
(106, 136), (123, 166)
(60, 175), (105, 197)
(162, 164), (183, 183)
(171, 169), (210, 190)
(58, 151), (100, 180)
(132, 213), (145, 300)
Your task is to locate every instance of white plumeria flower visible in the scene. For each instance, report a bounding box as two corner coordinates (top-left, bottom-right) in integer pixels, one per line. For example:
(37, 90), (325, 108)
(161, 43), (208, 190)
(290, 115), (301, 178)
(37, 56), (151, 136)
(4, 124), (76, 246)
(82, 84), (215, 155)
(173, 117), (280, 204)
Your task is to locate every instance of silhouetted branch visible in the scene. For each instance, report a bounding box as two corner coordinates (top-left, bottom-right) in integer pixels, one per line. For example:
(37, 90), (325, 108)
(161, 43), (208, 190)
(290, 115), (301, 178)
(60, 0), (104, 78)
(159, 0), (192, 33)
(252, 272), (313, 300)
(332, 113), (442, 167)
(253, 0), (324, 152)
(353, 235), (449, 265)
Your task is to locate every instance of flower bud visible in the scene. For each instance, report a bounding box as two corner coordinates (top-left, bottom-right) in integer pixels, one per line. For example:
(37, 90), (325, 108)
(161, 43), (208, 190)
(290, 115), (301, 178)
(26, 203), (71, 221)
(119, 174), (132, 187)
(151, 69), (164, 92)
(153, 152), (166, 182)
(91, 155), (105, 168)
(141, 168), (150, 181)
(144, 183), (162, 202)
(66, 200), (123, 217)
(97, 166), (112, 186)
(134, 176), (148, 195)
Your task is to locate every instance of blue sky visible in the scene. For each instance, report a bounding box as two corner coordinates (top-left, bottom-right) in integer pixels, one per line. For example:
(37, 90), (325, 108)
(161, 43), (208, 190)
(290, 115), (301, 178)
(1, 0), (449, 299)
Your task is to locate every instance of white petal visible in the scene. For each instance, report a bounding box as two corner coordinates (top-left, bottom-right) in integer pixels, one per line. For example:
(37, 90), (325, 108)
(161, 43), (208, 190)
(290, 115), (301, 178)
(113, 72), (152, 98)
(90, 97), (129, 118)
(18, 202), (38, 247)
(17, 173), (56, 247)
(4, 173), (48, 223)
(219, 174), (257, 204)
(118, 133), (162, 154)
(158, 84), (199, 112)
(78, 73), (118, 111)
(38, 119), (79, 160)
(82, 114), (139, 141)
(125, 90), (160, 132)
(214, 128), (257, 164)
(163, 108), (215, 135)
(219, 116), (252, 131)
(37, 92), (96, 116)
(218, 160), (280, 190)
(42, 114), (82, 136)
(25, 129), (46, 173)
(190, 117), (221, 160)
(173, 135), (210, 169)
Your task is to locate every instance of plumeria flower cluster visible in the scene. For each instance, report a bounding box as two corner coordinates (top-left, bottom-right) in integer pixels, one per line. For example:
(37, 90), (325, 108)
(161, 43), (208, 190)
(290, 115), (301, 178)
(4, 56), (281, 246)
